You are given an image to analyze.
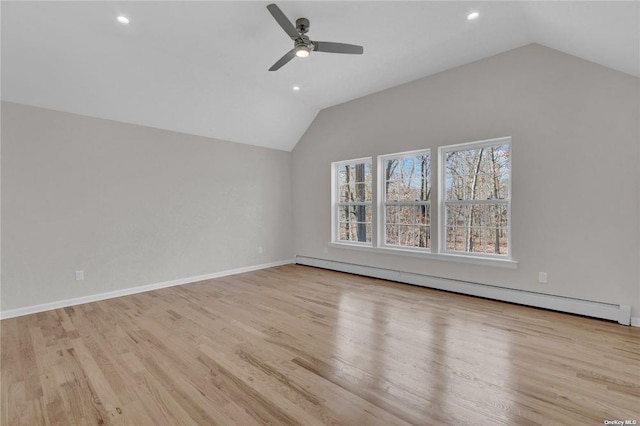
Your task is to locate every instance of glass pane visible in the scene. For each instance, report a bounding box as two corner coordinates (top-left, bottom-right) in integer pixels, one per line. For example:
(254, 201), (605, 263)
(421, 204), (430, 226)
(446, 204), (465, 227)
(339, 222), (364, 242)
(353, 163), (367, 184)
(384, 154), (430, 202)
(385, 180), (400, 202)
(398, 225), (411, 247)
(338, 205), (371, 243)
(415, 225), (428, 248)
(446, 226), (462, 251)
(476, 204), (509, 229)
(338, 163), (371, 201)
(338, 166), (348, 185)
(385, 206), (398, 224)
(422, 156), (431, 196)
(364, 163), (372, 182)
(385, 224), (398, 245)
(338, 222), (350, 241)
(365, 223), (372, 243)
(398, 205), (417, 225)
(399, 225), (429, 248)
(355, 205), (368, 223)
(339, 184), (354, 203)
(384, 159), (401, 182)
(352, 183), (364, 202)
(445, 143), (510, 201)
(385, 204), (429, 224)
(499, 228), (508, 254)
(422, 225), (431, 249)
(445, 203), (508, 255)
(385, 204), (430, 248)
(339, 206), (349, 222)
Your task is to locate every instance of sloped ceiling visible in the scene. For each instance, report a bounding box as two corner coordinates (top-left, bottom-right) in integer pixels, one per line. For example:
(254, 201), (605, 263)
(2, 1), (638, 151)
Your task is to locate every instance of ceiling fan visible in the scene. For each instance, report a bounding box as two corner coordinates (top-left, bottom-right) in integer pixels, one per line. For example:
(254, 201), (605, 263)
(266, 3), (364, 71)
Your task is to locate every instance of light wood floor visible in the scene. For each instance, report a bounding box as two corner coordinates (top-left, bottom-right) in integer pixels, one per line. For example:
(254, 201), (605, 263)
(2, 264), (639, 425)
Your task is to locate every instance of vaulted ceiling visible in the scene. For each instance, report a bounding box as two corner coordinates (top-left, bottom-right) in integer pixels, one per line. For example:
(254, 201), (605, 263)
(2, 1), (638, 151)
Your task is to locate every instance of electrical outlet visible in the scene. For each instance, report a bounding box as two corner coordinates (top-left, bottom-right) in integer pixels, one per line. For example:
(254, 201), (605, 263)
(538, 272), (547, 284)
(75, 270), (84, 281)
(258, 246), (264, 254)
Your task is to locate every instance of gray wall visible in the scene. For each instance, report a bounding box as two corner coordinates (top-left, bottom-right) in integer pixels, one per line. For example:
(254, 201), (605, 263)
(1, 102), (293, 311)
(3, 44), (639, 320)
(292, 44), (640, 318)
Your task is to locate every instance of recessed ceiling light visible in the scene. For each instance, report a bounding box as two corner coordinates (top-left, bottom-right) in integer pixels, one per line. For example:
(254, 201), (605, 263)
(117, 16), (130, 24)
(292, 86), (301, 91)
(467, 12), (480, 21)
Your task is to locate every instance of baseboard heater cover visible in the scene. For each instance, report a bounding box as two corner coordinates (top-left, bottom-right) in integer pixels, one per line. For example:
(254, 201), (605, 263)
(294, 256), (632, 326)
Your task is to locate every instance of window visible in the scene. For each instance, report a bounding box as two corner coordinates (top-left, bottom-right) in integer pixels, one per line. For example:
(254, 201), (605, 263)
(332, 158), (372, 244)
(439, 137), (511, 257)
(330, 137), (514, 267)
(379, 150), (431, 250)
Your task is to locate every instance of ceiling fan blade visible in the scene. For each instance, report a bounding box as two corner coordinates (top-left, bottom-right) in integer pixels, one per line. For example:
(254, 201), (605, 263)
(267, 4), (300, 40)
(269, 49), (297, 71)
(313, 41), (363, 55)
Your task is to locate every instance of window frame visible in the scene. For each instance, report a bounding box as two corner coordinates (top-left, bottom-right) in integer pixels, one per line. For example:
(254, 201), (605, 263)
(331, 157), (373, 246)
(377, 149), (432, 252)
(437, 136), (512, 259)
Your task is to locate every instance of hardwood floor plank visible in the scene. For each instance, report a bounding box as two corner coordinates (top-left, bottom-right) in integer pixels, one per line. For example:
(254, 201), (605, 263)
(66, 341), (124, 423)
(16, 316), (43, 402)
(2, 264), (639, 425)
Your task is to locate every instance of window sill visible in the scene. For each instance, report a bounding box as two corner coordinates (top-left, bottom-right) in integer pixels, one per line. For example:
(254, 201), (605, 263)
(328, 242), (374, 252)
(328, 242), (518, 269)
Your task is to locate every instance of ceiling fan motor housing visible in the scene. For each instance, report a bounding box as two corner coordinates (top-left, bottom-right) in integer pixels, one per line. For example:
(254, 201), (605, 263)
(296, 18), (310, 34)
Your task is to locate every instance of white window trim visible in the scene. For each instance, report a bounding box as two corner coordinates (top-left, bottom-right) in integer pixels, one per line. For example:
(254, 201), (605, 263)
(377, 149), (432, 252)
(331, 157), (373, 246)
(437, 136), (512, 260)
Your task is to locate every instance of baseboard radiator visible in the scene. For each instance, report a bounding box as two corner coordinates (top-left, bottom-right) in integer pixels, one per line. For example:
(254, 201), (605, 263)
(295, 256), (632, 326)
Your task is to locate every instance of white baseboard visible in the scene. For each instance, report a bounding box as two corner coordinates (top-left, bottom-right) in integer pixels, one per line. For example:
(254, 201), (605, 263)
(295, 256), (633, 326)
(0, 259), (293, 320)
(631, 317), (640, 327)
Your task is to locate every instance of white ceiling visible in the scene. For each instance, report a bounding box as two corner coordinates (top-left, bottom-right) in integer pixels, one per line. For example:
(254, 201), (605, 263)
(2, 1), (639, 151)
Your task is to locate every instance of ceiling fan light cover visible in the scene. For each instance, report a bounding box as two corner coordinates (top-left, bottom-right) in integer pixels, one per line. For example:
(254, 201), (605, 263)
(295, 45), (310, 58)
